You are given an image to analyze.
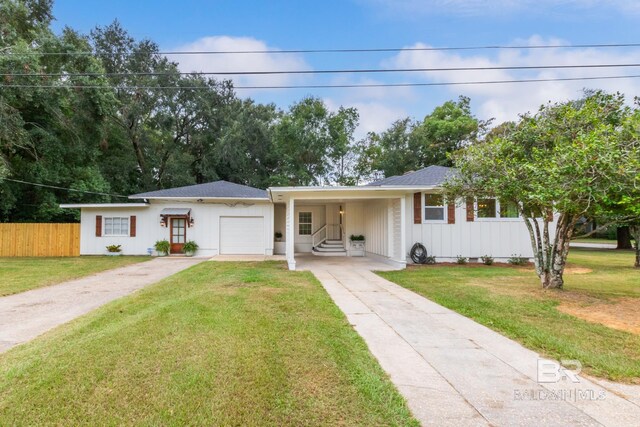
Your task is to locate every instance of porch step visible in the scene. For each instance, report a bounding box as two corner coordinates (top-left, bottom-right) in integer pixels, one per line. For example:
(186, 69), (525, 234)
(320, 242), (344, 248)
(312, 240), (347, 256)
(312, 248), (347, 256)
(314, 246), (346, 252)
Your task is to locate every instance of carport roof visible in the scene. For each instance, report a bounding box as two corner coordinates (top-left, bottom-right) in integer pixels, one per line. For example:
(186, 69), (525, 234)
(129, 180), (269, 200)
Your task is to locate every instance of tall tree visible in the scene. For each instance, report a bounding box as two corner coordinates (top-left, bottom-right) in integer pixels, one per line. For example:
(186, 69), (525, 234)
(272, 97), (356, 186)
(1, 1), (117, 221)
(90, 21), (181, 191)
(412, 96), (489, 167)
(445, 91), (639, 288)
(354, 97), (486, 180)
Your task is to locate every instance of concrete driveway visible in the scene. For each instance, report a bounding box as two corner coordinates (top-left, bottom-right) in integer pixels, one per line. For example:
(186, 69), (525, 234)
(309, 260), (640, 426)
(0, 257), (203, 353)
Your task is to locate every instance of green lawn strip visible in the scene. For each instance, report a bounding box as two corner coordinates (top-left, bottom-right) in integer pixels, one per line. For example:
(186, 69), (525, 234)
(571, 237), (618, 244)
(379, 249), (640, 382)
(0, 261), (417, 426)
(0, 256), (151, 296)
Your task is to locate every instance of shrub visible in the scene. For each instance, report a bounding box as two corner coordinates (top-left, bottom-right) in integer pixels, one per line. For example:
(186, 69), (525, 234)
(274, 231), (283, 239)
(106, 244), (122, 253)
(508, 255), (528, 266)
(455, 255), (468, 264)
(154, 240), (170, 256)
(183, 241), (199, 255)
(350, 234), (365, 241)
(481, 255), (494, 265)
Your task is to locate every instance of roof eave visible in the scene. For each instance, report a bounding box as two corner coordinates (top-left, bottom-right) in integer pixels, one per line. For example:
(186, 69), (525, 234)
(60, 203), (150, 209)
(269, 185), (441, 192)
(128, 196), (269, 201)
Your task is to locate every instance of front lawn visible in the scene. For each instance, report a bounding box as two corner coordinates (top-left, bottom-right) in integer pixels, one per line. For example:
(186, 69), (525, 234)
(572, 237), (618, 245)
(0, 256), (150, 296)
(380, 248), (640, 383)
(0, 262), (417, 426)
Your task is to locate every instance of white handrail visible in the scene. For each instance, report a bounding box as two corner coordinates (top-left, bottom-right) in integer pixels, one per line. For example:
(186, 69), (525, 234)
(312, 224), (327, 248)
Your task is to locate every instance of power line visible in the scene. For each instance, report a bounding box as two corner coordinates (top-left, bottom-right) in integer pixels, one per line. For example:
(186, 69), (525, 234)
(4, 63), (640, 78)
(1, 74), (639, 90)
(4, 178), (129, 198)
(2, 42), (640, 56)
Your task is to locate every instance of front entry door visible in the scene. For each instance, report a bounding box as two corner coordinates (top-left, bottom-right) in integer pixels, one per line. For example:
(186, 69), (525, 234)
(170, 217), (186, 254)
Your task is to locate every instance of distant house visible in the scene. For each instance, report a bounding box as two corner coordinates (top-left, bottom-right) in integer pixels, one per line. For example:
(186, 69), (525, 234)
(61, 166), (546, 269)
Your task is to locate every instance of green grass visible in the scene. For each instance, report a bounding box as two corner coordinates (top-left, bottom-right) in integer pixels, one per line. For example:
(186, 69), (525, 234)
(572, 237), (618, 244)
(0, 256), (150, 296)
(379, 248), (640, 383)
(0, 261), (417, 426)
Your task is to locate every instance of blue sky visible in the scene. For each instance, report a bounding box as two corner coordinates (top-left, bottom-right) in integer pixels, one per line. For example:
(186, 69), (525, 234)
(52, 0), (640, 136)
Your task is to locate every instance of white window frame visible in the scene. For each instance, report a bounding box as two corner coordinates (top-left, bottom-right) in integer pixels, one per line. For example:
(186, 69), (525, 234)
(298, 211), (312, 235)
(474, 198), (521, 222)
(104, 216), (130, 236)
(422, 193), (447, 223)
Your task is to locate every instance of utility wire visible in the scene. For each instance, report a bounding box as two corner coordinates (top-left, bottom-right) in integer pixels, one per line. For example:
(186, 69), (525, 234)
(2, 42), (640, 56)
(4, 178), (129, 198)
(2, 74), (640, 90)
(3, 63), (640, 78)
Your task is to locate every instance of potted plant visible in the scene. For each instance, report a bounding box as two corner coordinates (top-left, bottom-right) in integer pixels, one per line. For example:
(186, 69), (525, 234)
(154, 239), (170, 256)
(349, 234), (366, 257)
(105, 244), (122, 256)
(273, 231), (285, 255)
(182, 240), (199, 257)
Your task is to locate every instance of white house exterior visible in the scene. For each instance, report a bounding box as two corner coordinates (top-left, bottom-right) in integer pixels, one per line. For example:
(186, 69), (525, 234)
(62, 166), (547, 270)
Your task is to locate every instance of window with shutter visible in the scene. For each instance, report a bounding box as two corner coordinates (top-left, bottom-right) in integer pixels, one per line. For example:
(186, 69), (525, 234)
(413, 192), (421, 224)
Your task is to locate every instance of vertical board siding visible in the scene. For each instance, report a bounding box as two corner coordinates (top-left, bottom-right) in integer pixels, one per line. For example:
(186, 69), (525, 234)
(364, 200), (388, 257)
(0, 223), (80, 257)
(391, 199), (402, 260)
(406, 194), (541, 260)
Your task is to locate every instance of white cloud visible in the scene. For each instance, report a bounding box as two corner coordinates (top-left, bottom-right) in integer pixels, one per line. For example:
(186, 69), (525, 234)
(168, 36), (311, 91)
(361, 0), (640, 17)
(387, 36), (640, 123)
(325, 98), (407, 139)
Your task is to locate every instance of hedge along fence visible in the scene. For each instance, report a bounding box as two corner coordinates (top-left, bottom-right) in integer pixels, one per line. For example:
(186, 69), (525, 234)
(0, 223), (80, 257)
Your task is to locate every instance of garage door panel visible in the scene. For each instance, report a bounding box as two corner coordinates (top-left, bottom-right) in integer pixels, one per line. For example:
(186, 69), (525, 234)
(220, 216), (265, 255)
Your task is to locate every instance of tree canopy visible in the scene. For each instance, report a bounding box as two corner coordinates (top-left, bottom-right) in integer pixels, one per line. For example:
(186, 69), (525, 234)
(445, 91), (640, 286)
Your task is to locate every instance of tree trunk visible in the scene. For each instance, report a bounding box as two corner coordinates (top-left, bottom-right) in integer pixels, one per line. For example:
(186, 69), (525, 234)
(541, 269), (564, 289)
(616, 226), (633, 250)
(630, 225), (640, 268)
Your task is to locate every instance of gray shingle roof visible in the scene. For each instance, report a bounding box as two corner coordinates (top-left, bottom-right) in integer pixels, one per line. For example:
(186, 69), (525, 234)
(366, 165), (458, 187)
(129, 181), (268, 199)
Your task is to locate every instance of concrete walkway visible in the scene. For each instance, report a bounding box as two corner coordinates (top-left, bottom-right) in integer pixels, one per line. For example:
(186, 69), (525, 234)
(569, 242), (617, 249)
(0, 257), (202, 353)
(309, 262), (640, 426)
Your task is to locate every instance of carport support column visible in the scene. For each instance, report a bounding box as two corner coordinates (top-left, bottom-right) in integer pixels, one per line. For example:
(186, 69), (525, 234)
(286, 198), (296, 270)
(400, 196), (407, 265)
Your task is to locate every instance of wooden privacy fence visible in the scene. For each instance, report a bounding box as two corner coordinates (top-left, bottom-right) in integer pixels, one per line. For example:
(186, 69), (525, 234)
(0, 223), (80, 257)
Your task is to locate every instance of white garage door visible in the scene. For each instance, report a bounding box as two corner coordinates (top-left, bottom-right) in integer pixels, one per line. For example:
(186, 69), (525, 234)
(220, 216), (265, 255)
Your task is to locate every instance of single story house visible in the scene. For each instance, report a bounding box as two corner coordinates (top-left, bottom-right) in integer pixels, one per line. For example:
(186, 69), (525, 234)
(61, 165), (549, 270)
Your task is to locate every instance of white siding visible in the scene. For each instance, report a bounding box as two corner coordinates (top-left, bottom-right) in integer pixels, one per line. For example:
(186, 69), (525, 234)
(404, 194), (552, 262)
(364, 200), (389, 257)
(274, 204), (286, 241)
(390, 198), (402, 260)
(79, 200), (274, 256)
(345, 202), (365, 238)
(293, 205), (326, 252)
